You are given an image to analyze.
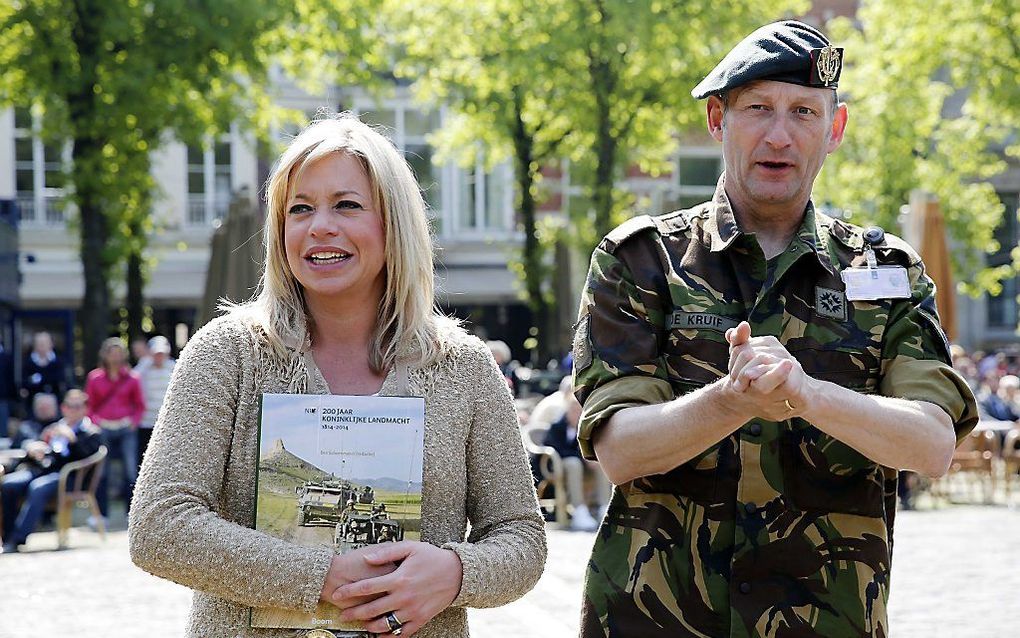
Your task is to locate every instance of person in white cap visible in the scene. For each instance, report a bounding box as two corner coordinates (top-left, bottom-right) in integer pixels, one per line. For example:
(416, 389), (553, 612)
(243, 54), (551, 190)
(136, 335), (175, 467)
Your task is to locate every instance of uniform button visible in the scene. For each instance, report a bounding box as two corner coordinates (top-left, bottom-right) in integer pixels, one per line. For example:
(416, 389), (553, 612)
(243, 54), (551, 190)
(739, 582), (752, 594)
(744, 502), (756, 514)
(748, 422), (762, 436)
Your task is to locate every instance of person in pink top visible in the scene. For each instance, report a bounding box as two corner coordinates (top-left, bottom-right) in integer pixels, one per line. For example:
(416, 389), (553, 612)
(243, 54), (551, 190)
(85, 337), (145, 521)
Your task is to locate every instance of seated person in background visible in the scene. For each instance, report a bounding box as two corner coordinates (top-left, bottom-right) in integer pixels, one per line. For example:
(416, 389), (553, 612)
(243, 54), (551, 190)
(13, 392), (60, 448)
(2, 389), (101, 553)
(543, 391), (612, 531)
(980, 374), (1020, 423)
(528, 376), (573, 431)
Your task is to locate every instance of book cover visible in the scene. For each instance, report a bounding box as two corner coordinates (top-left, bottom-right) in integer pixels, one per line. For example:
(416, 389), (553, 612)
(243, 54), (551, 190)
(251, 393), (425, 631)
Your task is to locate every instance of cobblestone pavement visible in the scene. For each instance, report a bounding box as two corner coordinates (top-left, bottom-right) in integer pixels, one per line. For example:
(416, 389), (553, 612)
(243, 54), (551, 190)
(1, 505), (1018, 637)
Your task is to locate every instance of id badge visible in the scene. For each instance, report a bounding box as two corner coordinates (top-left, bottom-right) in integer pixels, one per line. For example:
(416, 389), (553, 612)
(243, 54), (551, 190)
(841, 266), (911, 301)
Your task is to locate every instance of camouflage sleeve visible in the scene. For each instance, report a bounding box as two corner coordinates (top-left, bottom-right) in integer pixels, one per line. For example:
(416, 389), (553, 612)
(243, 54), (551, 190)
(572, 239), (674, 461)
(879, 259), (978, 442)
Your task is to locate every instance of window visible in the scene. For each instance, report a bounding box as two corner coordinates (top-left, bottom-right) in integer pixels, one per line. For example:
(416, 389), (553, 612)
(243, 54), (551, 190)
(407, 143), (439, 209)
(673, 154), (723, 209)
(988, 277), (1018, 329)
(987, 192), (1019, 329)
(456, 159), (511, 235)
(356, 104), (446, 233)
(13, 107), (68, 226)
(353, 100), (513, 238)
(186, 139), (233, 225)
(678, 156), (722, 188)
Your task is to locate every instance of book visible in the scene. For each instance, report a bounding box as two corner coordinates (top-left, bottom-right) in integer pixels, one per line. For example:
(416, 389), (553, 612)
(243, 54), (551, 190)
(251, 392), (425, 631)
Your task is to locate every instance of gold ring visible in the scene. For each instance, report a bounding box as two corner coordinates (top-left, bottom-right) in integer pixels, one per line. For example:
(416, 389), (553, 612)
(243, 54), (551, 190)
(783, 399), (796, 412)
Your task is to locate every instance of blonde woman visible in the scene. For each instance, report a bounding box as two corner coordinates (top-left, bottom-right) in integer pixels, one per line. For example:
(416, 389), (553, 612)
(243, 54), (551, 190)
(129, 114), (546, 637)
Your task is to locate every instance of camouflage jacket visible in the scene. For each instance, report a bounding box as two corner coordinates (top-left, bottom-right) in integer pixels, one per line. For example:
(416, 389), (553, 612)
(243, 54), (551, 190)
(573, 178), (977, 638)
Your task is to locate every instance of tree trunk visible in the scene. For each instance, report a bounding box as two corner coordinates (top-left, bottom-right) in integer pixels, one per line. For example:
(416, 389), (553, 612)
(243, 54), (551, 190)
(583, 0), (620, 241)
(591, 61), (618, 240)
(126, 239), (145, 345)
(69, 0), (110, 372)
(510, 87), (554, 362)
(73, 136), (111, 372)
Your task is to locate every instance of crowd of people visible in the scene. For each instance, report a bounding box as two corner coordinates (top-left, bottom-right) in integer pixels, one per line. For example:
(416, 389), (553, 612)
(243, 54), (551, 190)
(951, 345), (1020, 423)
(0, 332), (176, 553)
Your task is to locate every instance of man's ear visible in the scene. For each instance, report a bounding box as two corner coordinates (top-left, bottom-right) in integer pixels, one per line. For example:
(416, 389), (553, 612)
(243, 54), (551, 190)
(827, 102), (849, 154)
(707, 96), (725, 142)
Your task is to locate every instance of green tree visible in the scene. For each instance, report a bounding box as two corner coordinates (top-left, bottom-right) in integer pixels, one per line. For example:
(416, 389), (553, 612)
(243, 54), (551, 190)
(555, 0), (806, 244)
(386, 1), (803, 356)
(393, 0), (574, 359)
(818, 0), (1018, 294)
(0, 0), (290, 368)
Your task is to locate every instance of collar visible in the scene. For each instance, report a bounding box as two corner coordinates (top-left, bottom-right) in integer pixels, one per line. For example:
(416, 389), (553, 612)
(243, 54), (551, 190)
(800, 203), (840, 278)
(703, 174), (742, 252)
(703, 174), (839, 278)
(64, 416), (91, 432)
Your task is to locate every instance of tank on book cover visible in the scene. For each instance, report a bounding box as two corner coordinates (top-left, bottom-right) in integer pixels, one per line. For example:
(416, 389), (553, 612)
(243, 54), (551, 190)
(296, 480), (355, 527)
(333, 502), (405, 551)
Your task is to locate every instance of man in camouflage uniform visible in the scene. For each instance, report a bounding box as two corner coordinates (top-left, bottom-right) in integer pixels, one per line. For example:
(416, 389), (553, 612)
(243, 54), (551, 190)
(572, 20), (978, 638)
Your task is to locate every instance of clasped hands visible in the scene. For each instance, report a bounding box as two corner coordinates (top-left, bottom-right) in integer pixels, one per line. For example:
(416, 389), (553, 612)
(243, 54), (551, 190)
(319, 540), (463, 637)
(723, 321), (813, 421)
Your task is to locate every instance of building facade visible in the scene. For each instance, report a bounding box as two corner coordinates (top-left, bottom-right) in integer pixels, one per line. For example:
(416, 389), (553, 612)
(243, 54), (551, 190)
(1, 63), (1017, 380)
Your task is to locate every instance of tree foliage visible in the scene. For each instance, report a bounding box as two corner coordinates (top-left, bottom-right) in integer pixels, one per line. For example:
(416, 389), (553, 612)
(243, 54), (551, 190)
(817, 0), (1019, 295)
(390, 0), (576, 358)
(550, 0), (805, 244)
(0, 0), (292, 367)
(380, 0), (804, 355)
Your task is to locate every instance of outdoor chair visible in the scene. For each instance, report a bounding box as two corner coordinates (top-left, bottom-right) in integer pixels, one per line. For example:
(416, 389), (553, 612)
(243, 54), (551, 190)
(945, 429), (1000, 503)
(1002, 428), (1020, 505)
(56, 445), (107, 549)
(521, 423), (568, 527)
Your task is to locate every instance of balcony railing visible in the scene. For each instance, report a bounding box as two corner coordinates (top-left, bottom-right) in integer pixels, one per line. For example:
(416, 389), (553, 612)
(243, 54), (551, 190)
(17, 195), (66, 226)
(188, 194), (230, 226)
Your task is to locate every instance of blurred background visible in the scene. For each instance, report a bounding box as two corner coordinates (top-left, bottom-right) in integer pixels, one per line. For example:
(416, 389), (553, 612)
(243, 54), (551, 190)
(0, 0), (1017, 378)
(1, 0), (1020, 634)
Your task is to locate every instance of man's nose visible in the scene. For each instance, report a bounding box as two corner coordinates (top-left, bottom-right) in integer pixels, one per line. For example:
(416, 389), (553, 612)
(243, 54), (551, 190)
(764, 116), (793, 149)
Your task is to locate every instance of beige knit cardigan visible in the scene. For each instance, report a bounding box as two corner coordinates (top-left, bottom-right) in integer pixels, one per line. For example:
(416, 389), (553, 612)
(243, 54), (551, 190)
(129, 314), (547, 638)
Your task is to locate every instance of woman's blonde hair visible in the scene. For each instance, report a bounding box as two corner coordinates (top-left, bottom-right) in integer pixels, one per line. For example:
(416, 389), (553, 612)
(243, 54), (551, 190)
(232, 112), (445, 373)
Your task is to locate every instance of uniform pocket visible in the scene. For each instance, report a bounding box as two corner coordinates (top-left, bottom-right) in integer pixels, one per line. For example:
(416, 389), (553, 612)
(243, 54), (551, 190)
(663, 332), (729, 386)
(632, 379), (732, 505)
(793, 346), (880, 393)
(780, 424), (885, 517)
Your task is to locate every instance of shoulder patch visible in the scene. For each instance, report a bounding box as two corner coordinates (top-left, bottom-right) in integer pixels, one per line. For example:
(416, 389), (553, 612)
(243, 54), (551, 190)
(572, 311), (593, 374)
(601, 215), (657, 253)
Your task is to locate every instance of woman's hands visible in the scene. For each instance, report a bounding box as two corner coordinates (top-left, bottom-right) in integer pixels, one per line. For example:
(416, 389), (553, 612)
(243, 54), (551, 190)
(330, 541), (463, 636)
(319, 546), (399, 607)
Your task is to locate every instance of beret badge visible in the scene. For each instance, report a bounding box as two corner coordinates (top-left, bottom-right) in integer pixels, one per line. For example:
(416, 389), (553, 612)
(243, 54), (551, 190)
(811, 45), (843, 87)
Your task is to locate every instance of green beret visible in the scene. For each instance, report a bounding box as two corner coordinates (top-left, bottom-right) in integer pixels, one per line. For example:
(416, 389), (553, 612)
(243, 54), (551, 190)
(692, 20), (842, 99)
